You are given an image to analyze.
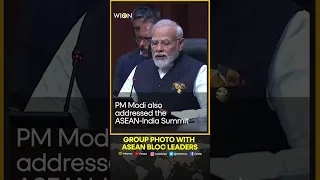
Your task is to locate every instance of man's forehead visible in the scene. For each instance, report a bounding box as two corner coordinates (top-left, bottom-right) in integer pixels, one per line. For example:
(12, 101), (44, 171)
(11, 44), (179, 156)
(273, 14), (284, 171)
(141, 22), (154, 30)
(139, 23), (154, 36)
(151, 37), (171, 41)
(132, 18), (145, 27)
(152, 26), (176, 39)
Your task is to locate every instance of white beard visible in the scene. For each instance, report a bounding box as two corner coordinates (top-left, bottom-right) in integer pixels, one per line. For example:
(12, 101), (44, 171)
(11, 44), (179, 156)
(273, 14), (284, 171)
(153, 48), (179, 70)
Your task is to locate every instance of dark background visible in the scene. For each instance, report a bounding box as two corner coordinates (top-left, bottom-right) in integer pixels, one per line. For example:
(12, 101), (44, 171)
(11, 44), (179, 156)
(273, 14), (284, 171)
(7, 0), (310, 98)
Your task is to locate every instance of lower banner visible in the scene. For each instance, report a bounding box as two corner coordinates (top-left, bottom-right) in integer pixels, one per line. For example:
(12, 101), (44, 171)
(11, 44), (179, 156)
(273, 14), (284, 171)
(110, 135), (210, 180)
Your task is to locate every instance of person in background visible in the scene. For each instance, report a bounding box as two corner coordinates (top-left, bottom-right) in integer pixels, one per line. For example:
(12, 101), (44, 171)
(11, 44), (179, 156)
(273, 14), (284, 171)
(112, 5), (160, 95)
(115, 17), (160, 95)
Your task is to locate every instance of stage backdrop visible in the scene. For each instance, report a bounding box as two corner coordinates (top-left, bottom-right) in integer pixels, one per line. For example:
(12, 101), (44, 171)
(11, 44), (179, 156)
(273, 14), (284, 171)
(111, 3), (208, 75)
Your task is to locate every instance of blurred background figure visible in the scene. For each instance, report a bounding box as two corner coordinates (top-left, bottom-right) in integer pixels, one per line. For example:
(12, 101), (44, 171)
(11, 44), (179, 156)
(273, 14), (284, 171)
(112, 6), (161, 95)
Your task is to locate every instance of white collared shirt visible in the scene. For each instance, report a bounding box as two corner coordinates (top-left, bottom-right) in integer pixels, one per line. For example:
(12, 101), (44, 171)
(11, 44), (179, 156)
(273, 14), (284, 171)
(25, 10), (310, 179)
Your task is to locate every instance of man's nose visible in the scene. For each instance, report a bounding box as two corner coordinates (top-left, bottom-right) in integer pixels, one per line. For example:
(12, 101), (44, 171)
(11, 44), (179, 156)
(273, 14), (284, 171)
(155, 44), (164, 52)
(139, 40), (145, 47)
(140, 39), (150, 46)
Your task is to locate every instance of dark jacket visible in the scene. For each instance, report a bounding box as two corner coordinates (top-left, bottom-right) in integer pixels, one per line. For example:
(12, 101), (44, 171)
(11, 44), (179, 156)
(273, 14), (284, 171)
(134, 54), (204, 111)
(112, 49), (141, 95)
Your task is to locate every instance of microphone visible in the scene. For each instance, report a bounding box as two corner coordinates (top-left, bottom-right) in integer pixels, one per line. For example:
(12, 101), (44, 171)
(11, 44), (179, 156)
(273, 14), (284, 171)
(130, 77), (136, 98)
(63, 49), (82, 112)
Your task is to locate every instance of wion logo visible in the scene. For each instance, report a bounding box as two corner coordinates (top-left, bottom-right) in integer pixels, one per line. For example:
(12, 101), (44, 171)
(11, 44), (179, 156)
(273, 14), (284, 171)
(113, 13), (133, 19)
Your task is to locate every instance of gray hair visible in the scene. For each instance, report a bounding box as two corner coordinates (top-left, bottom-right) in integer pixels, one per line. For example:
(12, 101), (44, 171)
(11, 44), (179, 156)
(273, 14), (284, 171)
(152, 19), (184, 38)
(131, 6), (160, 22)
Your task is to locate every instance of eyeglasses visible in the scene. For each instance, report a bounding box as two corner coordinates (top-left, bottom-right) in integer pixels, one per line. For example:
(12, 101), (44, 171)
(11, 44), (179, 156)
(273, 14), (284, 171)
(135, 36), (152, 44)
(150, 38), (181, 48)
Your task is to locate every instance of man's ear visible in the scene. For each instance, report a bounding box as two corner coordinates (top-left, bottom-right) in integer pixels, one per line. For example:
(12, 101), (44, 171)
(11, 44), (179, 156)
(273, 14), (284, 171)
(178, 38), (184, 52)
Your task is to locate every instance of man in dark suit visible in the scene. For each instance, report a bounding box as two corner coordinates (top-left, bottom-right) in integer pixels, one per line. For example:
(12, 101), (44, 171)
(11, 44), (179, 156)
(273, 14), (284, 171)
(114, 17), (160, 95)
(118, 19), (208, 126)
(112, 5), (160, 95)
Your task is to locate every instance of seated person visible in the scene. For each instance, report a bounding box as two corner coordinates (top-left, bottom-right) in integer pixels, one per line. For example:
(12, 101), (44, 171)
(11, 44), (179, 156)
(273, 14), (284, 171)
(116, 17), (160, 93)
(118, 19), (207, 120)
(113, 5), (160, 95)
